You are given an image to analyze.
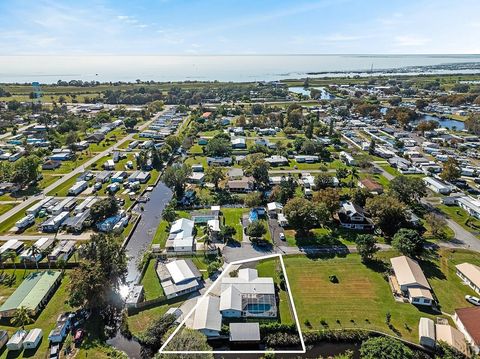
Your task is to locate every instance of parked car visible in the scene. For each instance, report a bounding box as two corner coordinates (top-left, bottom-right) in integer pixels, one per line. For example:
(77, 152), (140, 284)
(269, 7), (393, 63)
(279, 233), (286, 241)
(49, 344), (60, 359)
(93, 183), (102, 191)
(0, 330), (9, 350)
(465, 295), (480, 306)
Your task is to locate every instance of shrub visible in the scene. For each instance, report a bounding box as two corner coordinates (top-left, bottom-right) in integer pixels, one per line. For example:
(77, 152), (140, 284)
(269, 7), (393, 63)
(329, 274), (339, 283)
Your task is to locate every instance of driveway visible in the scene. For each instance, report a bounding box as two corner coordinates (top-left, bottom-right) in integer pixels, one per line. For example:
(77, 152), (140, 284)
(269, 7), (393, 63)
(268, 217), (286, 248)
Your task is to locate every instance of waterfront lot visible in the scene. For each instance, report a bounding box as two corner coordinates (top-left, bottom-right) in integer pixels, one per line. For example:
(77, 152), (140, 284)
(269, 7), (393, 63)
(284, 249), (479, 343)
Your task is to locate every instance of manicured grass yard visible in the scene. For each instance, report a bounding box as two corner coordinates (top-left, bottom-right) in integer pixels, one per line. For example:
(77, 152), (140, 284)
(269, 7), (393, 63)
(46, 175), (81, 196)
(0, 203), (16, 217)
(0, 200), (39, 234)
(424, 248), (480, 314)
(284, 253), (439, 342)
(437, 204), (480, 232)
(141, 258), (164, 300)
(221, 208), (246, 242)
(127, 303), (171, 336)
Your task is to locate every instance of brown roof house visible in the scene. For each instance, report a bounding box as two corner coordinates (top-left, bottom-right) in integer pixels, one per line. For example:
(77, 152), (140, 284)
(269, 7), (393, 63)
(358, 178), (384, 194)
(226, 177), (254, 193)
(390, 255), (434, 306)
(454, 307), (480, 354)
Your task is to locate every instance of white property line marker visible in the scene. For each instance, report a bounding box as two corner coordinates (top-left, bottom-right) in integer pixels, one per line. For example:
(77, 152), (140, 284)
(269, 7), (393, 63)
(158, 253), (306, 355)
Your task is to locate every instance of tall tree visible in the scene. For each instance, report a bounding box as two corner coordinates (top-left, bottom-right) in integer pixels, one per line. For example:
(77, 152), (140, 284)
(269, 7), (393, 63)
(313, 188), (340, 218)
(389, 176), (427, 205)
(440, 157), (461, 182)
(392, 228), (425, 257)
(365, 195), (407, 237)
(356, 234), (378, 262)
(204, 166), (225, 190)
(163, 163), (192, 197)
(11, 306), (33, 330)
(242, 154), (270, 188)
(68, 233), (127, 309)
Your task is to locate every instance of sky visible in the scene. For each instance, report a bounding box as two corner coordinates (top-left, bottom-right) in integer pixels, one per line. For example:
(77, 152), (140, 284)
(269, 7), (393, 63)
(0, 0), (479, 55)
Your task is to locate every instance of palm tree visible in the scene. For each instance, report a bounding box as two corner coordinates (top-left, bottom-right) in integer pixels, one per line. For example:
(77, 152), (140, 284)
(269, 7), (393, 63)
(57, 258), (67, 275)
(29, 245), (41, 271)
(5, 252), (17, 272)
(10, 306), (33, 330)
(203, 224), (213, 252)
(349, 167), (359, 192)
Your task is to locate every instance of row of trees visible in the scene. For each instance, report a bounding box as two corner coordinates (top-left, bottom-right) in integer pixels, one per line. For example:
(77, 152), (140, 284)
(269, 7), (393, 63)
(0, 155), (41, 187)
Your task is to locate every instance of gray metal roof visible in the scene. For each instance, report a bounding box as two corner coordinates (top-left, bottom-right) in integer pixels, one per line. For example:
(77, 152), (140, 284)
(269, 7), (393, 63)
(229, 323), (260, 342)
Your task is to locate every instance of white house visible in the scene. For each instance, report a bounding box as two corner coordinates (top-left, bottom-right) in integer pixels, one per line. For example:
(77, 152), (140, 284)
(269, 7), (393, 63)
(191, 296), (222, 337)
(456, 262), (480, 295)
(220, 268), (277, 318)
(456, 197), (480, 220)
(419, 317), (436, 348)
(423, 177), (451, 195)
(165, 218), (195, 253)
(156, 259), (202, 299)
(390, 256), (434, 306)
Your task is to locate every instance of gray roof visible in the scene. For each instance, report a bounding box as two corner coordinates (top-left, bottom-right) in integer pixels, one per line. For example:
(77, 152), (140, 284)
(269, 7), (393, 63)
(229, 323), (260, 342)
(192, 296), (222, 332)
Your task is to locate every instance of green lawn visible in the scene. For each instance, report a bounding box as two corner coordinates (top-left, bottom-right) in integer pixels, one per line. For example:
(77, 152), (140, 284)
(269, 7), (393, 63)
(127, 303), (171, 336)
(424, 248), (480, 314)
(437, 204), (480, 232)
(152, 220), (169, 247)
(46, 175), (82, 196)
(141, 258), (164, 300)
(0, 201), (39, 234)
(0, 203), (16, 216)
(284, 253), (440, 342)
(221, 208), (246, 242)
(256, 259), (294, 325)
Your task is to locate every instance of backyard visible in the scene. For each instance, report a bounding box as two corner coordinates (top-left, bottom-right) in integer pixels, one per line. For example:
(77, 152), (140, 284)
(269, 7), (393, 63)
(284, 249), (480, 343)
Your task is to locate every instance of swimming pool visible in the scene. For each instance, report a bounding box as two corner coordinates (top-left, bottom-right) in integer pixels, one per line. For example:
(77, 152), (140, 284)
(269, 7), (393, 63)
(245, 303), (271, 314)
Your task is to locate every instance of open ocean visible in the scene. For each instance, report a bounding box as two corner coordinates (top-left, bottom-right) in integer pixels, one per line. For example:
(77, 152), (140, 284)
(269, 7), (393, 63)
(0, 54), (480, 83)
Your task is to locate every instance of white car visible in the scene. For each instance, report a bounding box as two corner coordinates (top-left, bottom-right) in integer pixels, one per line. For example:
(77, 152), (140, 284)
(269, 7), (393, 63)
(279, 233), (286, 241)
(465, 295), (480, 306)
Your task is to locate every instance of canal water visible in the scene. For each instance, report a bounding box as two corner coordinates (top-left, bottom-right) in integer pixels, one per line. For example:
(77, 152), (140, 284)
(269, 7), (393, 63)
(288, 86), (335, 100)
(124, 181), (173, 286)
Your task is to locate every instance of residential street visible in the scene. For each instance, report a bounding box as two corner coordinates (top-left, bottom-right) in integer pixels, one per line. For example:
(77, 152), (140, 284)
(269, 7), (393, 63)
(0, 107), (171, 228)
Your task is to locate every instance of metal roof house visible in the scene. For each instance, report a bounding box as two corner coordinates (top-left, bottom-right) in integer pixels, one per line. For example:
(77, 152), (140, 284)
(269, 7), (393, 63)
(0, 271), (61, 317)
(191, 296), (222, 337)
(436, 324), (468, 356)
(19, 237), (54, 262)
(156, 259), (202, 299)
(419, 317), (435, 348)
(220, 268), (277, 318)
(165, 218), (195, 253)
(390, 256), (434, 306)
(456, 262), (480, 295)
(229, 322), (261, 343)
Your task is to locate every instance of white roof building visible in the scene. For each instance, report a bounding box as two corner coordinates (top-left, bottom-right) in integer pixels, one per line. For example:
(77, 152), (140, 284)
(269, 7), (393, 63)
(220, 268), (277, 318)
(166, 218), (195, 252)
(192, 296), (222, 337)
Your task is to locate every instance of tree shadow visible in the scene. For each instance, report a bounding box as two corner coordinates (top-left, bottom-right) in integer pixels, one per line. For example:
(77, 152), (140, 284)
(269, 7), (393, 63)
(363, 258), (389, 274)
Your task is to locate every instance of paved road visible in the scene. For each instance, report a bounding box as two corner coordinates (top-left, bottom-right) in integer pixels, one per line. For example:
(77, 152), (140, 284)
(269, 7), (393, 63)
(0, 107), (171, 229)
(372, 157), (480, 252)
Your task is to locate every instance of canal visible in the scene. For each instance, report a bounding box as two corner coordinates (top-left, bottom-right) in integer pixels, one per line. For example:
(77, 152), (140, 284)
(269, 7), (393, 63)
(124, 181), (173, 286)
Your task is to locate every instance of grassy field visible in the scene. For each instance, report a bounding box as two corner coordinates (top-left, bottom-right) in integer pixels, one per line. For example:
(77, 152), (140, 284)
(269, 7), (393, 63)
(46, 175), (81, 196)
(0, 201), (39, 234)
(127, 303), (171, 336)
(284, 253), (437, 342)
(437, 204), (480, 232)
(0, 203), (17, 216)
(141, 258), (164, 300)
(221, 208), (246, 242)
(0, 270), (72, 359)
(284, 249), (480, 343)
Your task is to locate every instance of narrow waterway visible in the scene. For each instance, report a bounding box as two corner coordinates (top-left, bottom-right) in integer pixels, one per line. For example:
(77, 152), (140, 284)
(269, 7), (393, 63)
(124, 181), (173, 286)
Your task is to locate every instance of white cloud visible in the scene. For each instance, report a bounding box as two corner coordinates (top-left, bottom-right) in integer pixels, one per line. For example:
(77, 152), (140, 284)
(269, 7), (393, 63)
(394, 35), (430, 47)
